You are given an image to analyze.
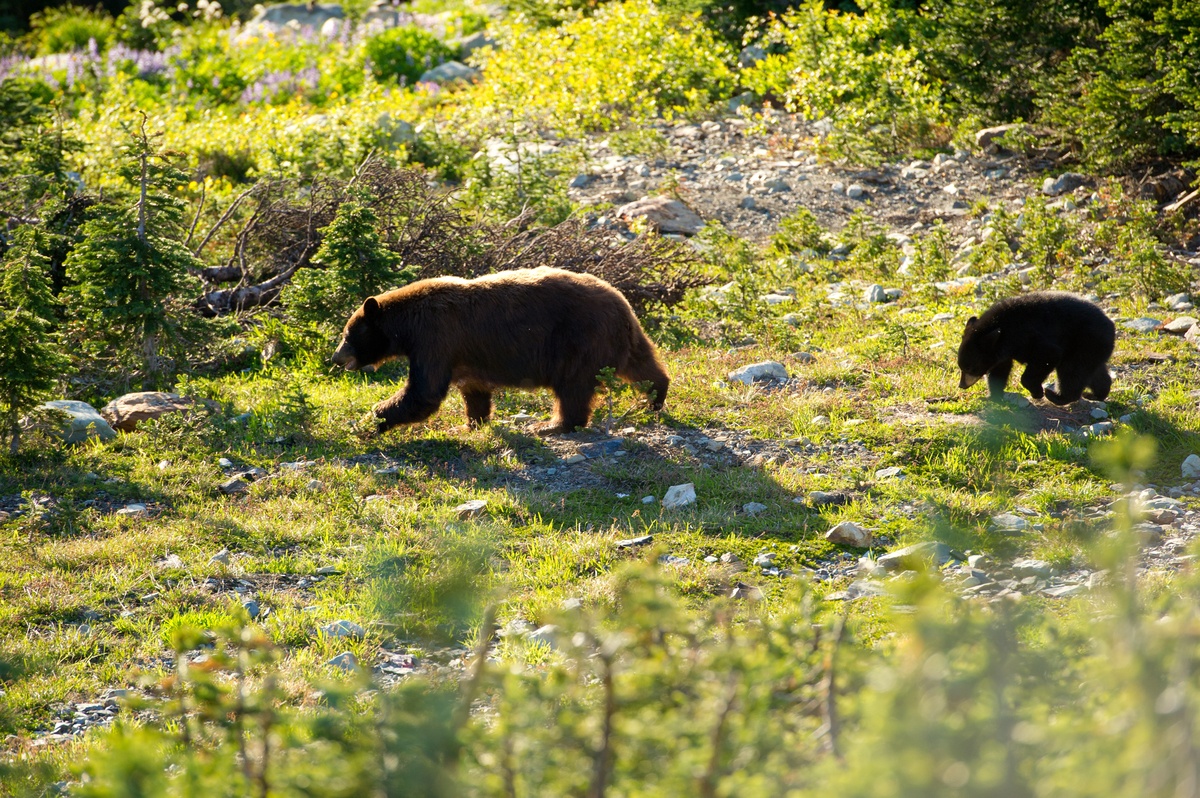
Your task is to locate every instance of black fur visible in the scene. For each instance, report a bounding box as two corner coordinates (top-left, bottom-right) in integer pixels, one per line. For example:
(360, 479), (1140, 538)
(957, 292), (1115, 405)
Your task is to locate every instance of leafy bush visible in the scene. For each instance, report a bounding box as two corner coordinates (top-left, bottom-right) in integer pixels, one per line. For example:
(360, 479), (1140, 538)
(29, 4), (115, 55)
(907, 0), (1108, 123)
(463, 0), (736, 135)
(1038, 0), (1200, 168)
(363, 25), (455, 86)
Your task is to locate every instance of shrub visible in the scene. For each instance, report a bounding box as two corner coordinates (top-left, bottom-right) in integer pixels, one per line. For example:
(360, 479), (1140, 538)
(363, 25), (455, 86)
(741, 0), (945, 156)
(0, 227), (71, 455)
(463, 0), (736, 135)
(283, 196), (417, 330)
(29, 4), (115, 55)
(1038, 0), (1200, 168)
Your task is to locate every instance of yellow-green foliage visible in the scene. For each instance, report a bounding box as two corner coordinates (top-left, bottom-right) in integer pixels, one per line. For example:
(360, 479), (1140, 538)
(461, 0), (736, 135)
(741, 0), (945, 153)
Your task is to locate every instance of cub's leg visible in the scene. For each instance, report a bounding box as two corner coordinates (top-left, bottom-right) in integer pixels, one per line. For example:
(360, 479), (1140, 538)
(1019, 362), (1055, 400)
(1084, 365), (1112, 401)
(1044, 363), (1091, 406)
(461, 386), (494, 429)
(986, 359), (1013, 400)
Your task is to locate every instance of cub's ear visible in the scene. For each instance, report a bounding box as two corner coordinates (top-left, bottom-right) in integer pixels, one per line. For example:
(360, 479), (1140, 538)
(363, 296), (380, 318)
(965, 316), (977, 328)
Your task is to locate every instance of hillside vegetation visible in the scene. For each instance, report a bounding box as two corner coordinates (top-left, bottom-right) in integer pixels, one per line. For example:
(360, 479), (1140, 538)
(2, 0), (1200, 795)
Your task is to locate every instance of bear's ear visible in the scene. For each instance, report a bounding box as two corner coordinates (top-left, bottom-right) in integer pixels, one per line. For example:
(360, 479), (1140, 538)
(965, 316), (977, 328)
(362, 296), (380, 319)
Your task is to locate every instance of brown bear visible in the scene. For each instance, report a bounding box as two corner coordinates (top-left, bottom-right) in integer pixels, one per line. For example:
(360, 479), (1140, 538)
(331, 267), (670, 435)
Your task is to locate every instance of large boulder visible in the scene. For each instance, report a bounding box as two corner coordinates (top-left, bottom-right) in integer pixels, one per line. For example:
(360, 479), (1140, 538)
(100, 392), (194, 432)
(37, 400), (117, 444)
(418, 61), (480, 85)
(615, 196), (705, 235)
(234, 3), (344, 43)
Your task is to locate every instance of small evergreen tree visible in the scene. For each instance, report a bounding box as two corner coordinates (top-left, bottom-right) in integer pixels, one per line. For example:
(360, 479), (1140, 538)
(0, 227), (72, 455)
(284, 197), (416, 329)
(65, 117), (202, 386)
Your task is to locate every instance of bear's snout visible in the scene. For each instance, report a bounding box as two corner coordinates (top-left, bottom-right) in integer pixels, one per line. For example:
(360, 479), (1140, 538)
(331, 343), (359, 371)
(959, 372), (981, 389)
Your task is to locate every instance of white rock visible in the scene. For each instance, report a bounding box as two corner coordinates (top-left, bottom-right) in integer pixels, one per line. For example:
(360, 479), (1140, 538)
(1123, 317), (1162, 333)
(641, 495), (656, 504)
(727, 361), (789, 385)
(991, 513), (1029, 533)
(322, 620), (365, 639)
(1163, 316), (1198, 334)
(874, 466), (904, 480)
(865, 284), (887, 303)
(615, 196), (705, 235)
(743, 502), (768, 516)
(327, 652), (359, 671)
(454, 499), (488, 520)
(1182, 454), (1200, 479)
(208, 548), (231, 566)
(825, 521), (873, 548)
(116, 503), (148, 517)
(662, 483), (697, 509)
(417, 61), (480, 85)
(35, 400), (117, 444)
(846, 184), (865, 199)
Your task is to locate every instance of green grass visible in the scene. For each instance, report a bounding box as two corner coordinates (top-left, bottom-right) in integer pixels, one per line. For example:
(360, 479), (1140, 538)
(4, 214), (1200, 790)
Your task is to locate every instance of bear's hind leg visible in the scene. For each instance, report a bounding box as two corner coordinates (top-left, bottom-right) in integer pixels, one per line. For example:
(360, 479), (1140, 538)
(1019, 362), (1054, 400)
(1044, 364), (1090, 406)
(461, 387), (494, 429)
(1084, 365), (1112, 401)
(537, 384), (596, 435)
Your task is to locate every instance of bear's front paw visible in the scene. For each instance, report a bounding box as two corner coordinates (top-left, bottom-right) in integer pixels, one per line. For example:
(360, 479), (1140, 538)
(1026, 384), (1045, 400)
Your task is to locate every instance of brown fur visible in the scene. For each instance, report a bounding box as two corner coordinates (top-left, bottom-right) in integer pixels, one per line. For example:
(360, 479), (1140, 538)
(331, 267), (670, 435)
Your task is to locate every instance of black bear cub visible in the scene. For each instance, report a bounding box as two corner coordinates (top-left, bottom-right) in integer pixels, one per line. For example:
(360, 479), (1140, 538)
(957, 292), (1115, 405)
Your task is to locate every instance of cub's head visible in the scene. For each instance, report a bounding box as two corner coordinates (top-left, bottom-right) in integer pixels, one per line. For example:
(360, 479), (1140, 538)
(332, 297), (391, 372)
(957, 316), (1002, 389)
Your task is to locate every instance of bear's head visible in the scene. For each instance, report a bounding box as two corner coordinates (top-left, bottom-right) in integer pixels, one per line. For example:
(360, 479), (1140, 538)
(332, 296), (391, 372)
(957, 316), (1002, 389)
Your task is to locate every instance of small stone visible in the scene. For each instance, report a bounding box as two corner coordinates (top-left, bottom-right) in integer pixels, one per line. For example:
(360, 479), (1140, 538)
(727, 361), (789, 384)
(36, 400), (117, 444)
(1163, 317), (1199, 334)
(316, 565), (341, 576)
(454, 499), (488, 520)
(662, 483), (697, 509)
(967, 554), (991, 570)
(846, 184), (865, 200)
(865, 284), (887, 303)
(242, 600), (260, 619)
(874, 466), (904, 480)
(327, 652), (359, 671)
(1042, 172), (1087, 196)
(1042, 584), (1086, 599)
(990, 513), (1029, 533)
(1090, 407), (1109, 419)
(1123, 317), (1163, 333)
(220, 477), (250, 495)
(218, 458), (234, 468)
(100, 392), (193, 432)
(810, 491), (850, 507)
(752, 552), (775, 567)
(1012, 558), (1053, 579)
(878, 542), (955, 571)
(705, 439), (725, 452)
(811, 415), (831, 428)
(579, 438), (625, 458)
(743, 502), (768, 516)
(617, 534), (653, 549)
(526, 625), (558, 645)
(641, 495), (656, 504)
(739, 196), (758, 210)
(564, 454), (586, 465)
(1085, 421), (1114, 436)
(322, 620), (365, 639)
(568, 174), (591, 189)
(115, 503), (148, 517)
(1182, 454), (1200, 479)
(825, 521), (873, 548)
(306, 479), (323, 491)
(156, 554), (184, 569)
(615, 196), (705, 235)
(208, 548), (231, 566)
(729, 582), (763, 601)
